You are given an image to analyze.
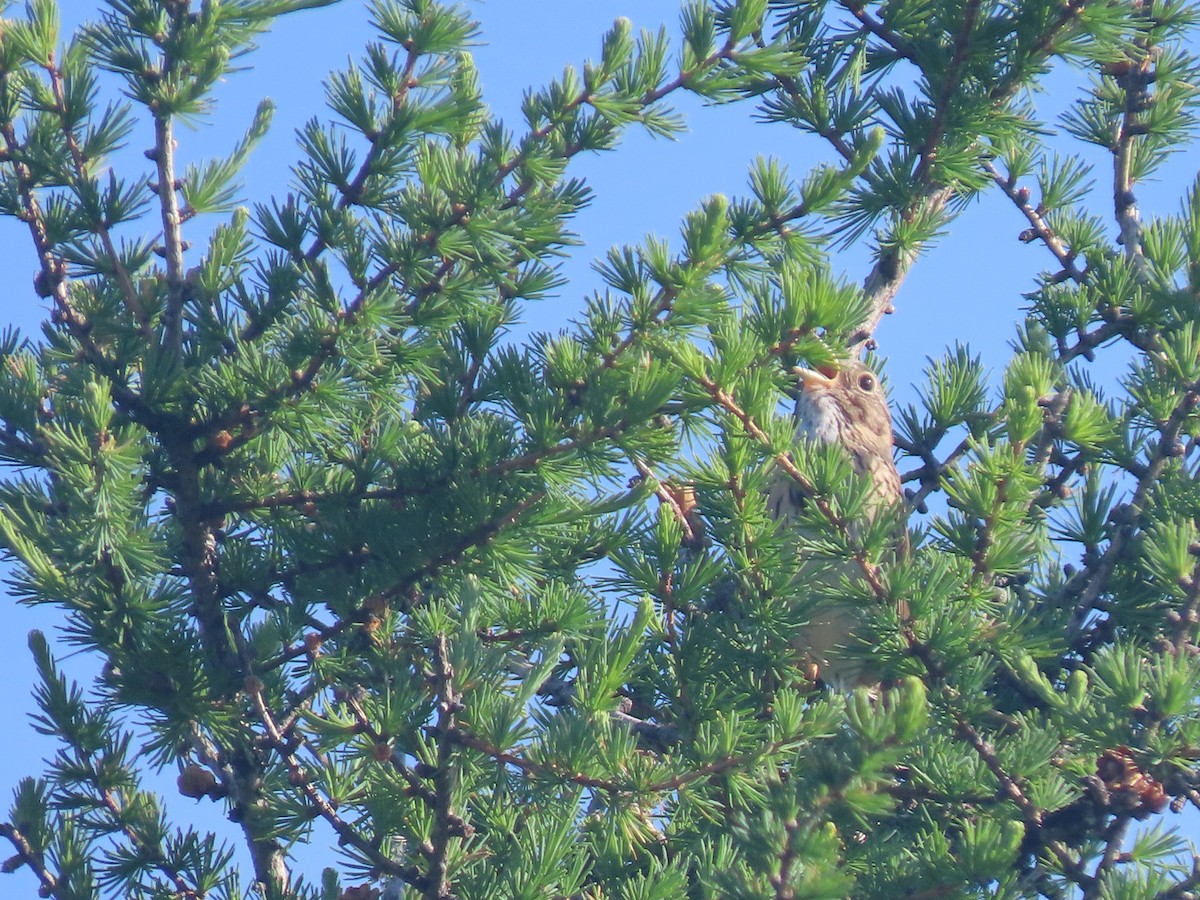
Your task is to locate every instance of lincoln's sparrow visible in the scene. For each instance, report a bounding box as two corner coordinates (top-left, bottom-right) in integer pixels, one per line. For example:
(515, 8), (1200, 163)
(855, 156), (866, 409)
(766, 359), (905, 688)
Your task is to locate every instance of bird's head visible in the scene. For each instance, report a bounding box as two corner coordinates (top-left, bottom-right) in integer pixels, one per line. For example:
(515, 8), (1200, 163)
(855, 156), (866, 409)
(790, 358), (894, 464)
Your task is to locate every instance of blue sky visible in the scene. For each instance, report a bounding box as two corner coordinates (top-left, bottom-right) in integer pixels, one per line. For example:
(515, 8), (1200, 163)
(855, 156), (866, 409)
(0, 0), (1198, 890)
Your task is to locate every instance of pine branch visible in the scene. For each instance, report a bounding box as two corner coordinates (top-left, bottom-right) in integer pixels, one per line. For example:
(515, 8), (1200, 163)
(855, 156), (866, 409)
(256, 483), (566, 676)
(0, 424), (46, 465)
(2, 1), (1199, 895)
(1156, 857), (1200, 899)
(1166, 558), (1200, 653)
(150, 110), (187, 355)
(1110, 8), (1155, 269)
(42, 55), (150, 338)
(952, 716), (1090, 890)
(162, 415), (291, 893)
(1065, 375), (1200, 641)
(343, 696), (441, 809)
(630, 455), (701, 549)
(835, 0), (920, 62)
(842, 0), (1095, 348)
(302, 43), (421, 263)
(247, 679), (426, 893)
(263, 28), (743, 433)
(0, 118), (171, 433)
(427, 634), (463, 900)
(94, 784), (200, 897)
(984, 159), (1087, 284)
(914, 0), (983, 186)
(1084, 813), (1133, 899)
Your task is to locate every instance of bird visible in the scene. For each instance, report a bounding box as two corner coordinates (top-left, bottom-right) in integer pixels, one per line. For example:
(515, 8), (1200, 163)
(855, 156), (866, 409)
(766, 357), (905, 689)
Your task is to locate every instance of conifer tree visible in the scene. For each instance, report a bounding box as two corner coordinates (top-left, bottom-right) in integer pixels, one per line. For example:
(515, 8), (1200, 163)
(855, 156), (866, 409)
(1, 0), (1199, 897)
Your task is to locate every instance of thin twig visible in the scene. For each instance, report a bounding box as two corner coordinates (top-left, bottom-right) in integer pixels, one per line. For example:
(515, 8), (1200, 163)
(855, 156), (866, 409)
(151, 109), (186, 353)
(836, 0), (921, 62)
(43, 57), (151, 337)
(248, 682), (428, 891)
(953, 715), (1090, 889)
(1065, 377), (1200, 637)
(983, 159), (1086, 283)
(0, 823), (58, 897)
(1084, 814), (1132, 898)
(1111, 9), (1153, 270)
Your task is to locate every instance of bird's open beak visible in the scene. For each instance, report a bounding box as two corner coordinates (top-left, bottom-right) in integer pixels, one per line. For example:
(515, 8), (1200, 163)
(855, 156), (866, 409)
(790, 363), (840, 392)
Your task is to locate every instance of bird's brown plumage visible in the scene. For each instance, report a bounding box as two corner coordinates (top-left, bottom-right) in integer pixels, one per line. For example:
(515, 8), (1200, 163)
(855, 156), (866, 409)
(766, 358), (904, 688)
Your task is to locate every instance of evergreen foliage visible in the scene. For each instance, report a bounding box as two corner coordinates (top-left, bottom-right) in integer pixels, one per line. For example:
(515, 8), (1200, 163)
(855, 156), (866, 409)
(0, 0), (1198, 896)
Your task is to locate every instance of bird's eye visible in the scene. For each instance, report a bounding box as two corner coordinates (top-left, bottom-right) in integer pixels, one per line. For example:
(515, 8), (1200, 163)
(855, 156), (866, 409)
(857, 373), (876, 392)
